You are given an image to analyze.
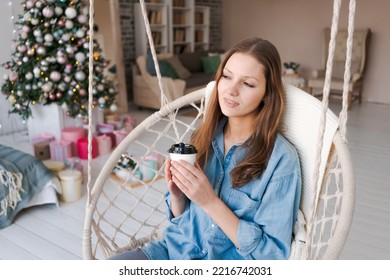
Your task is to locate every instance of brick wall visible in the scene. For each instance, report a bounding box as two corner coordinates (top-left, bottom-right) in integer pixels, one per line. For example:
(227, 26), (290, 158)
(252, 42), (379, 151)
(117, 0), (222, 102)
(195, 0), (223, 52)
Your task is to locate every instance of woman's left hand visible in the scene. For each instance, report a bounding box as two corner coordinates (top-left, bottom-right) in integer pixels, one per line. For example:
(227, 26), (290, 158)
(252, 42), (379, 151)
(170, 160), (217, 209)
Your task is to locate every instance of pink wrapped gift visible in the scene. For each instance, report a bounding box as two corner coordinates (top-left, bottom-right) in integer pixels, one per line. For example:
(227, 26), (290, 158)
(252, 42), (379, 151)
(108, 120), (123, 130)
(123, 115), (137, 133)
(31, 133), (55, 144)
(77, 137), (98, 159)
(49, 140), (72, 161)
(61, 127), (85, 157)
(96, 134), (112, 155)
(98, 132), (116, 148)
(97, 122), (115, 134)
(113, 129), (128, 146)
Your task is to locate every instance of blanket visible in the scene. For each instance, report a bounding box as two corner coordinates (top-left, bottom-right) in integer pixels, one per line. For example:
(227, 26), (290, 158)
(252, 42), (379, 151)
(0, 144), (54, 229)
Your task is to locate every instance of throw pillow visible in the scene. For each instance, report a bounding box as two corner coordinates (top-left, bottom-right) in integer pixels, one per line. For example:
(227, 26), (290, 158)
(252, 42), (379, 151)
(165, 56), (191, 79)
(178, 51), (207, 72)
(146, 54), (178, 79)
(201, 55), (221, 74)
(159, 60), (179, 79)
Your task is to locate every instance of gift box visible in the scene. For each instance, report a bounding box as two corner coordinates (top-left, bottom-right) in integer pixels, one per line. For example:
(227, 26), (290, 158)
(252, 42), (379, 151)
(34, 141), (51, 160)
(96, 134), (112, 156)
(77, 137), (98, 159)
(61, 127), (86, 157)
(98, 131), (116, 148)
(113, 129), (128, 146)
(31, 133), (55, 144)
(122, 115), (137, 133)
(97, 122), (115, 134)
(104, 111), (119, 123)
(108, 120), (123, 130)
(49, 140), (72, 161)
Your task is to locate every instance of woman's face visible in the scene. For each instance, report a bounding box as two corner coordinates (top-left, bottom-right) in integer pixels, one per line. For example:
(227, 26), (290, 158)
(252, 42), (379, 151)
(218, 52), (266, 120)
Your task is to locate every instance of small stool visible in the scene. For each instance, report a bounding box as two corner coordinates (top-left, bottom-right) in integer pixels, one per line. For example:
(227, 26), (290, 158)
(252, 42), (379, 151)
(58, 169), (83, 202)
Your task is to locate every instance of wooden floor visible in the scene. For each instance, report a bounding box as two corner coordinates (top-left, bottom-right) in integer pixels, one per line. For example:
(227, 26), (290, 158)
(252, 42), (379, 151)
(0, 101), (389, 260)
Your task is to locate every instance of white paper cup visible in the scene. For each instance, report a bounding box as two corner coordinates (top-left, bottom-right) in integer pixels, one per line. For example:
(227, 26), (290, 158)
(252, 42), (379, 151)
(168, 142), (197, 165)
(169, 153), (197, 165)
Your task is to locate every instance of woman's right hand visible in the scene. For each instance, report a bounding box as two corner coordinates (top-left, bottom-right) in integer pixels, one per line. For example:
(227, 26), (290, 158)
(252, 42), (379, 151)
(165, 160), (187, 216)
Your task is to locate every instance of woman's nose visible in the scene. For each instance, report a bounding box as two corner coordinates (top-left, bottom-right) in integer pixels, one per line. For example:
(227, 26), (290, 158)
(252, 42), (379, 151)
(228, 84), (239, 96)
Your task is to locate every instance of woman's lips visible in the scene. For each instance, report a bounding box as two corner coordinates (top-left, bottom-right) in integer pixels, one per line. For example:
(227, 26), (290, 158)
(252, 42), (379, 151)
(224, 98), (239, 107)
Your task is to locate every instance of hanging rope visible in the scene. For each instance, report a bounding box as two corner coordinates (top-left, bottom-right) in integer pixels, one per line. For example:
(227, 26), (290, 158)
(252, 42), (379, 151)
(339, 0), (356, 140)
(139, 0), (170, 108)
(306, 0), (356, 258)
(87, 0), (95, 204)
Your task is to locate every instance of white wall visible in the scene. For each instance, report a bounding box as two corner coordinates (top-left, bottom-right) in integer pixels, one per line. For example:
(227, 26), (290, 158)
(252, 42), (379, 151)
(0, 0), (24, 135)
(222, 0), (390, 104)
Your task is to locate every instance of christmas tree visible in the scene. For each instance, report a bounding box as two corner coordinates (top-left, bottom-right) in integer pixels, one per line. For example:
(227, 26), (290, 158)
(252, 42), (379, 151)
(1, 0), (118, 121)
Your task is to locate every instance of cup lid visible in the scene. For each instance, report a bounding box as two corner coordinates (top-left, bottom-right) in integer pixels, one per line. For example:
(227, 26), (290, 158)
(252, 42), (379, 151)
(168, 142), (197, 154)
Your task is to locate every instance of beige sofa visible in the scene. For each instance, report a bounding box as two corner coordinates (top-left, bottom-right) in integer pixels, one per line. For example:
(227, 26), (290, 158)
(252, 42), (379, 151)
(132, 52), (219, 109)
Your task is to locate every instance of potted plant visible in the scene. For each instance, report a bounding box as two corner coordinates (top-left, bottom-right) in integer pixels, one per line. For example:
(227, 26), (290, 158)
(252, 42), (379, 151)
(283, 61), (300, 75)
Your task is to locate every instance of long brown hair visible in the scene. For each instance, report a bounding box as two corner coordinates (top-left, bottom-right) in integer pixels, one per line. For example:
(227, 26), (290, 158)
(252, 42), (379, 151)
(190, 37), (285, 188)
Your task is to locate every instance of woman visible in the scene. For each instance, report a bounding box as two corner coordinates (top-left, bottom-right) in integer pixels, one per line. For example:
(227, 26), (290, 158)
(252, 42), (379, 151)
(111, 37), (301, 260)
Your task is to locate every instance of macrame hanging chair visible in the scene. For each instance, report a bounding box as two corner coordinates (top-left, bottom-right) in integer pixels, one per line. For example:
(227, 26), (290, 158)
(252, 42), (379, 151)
(82, 0), (356, 260)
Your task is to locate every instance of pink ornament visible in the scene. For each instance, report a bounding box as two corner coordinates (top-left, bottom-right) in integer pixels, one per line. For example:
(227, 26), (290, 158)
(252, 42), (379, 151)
(57, 56), (66, 64)
(56, 92), (62, 99)
(50, 71), (61, 82)
(42, 7), (54, 18)
(22, 25), (30, 33)
(58, 20), (65, 26)
(79, 89), (86, 96)
(9, 72), (18, 82)
(18, 45), (27, 53)
(65, 7), (77, 19)
(78, 14), (87, 24)
(25, 1), (34, 9)
(65, 64), (73, 73)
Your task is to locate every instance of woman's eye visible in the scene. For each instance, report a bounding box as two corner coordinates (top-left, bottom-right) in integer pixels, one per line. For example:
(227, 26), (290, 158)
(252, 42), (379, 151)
(222, 74), (230, 79)
(244, 82), (254, 88)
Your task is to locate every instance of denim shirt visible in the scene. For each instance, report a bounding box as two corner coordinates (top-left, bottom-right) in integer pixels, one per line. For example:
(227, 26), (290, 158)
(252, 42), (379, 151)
(142, 118), (302, 260)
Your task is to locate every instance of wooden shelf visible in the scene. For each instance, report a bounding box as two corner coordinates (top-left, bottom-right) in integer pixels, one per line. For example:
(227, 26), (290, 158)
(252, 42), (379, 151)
(134, 0), (209, 56)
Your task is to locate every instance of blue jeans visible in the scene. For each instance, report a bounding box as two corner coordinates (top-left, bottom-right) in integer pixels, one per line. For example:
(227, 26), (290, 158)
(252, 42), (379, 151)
(108, 248), (149, 260)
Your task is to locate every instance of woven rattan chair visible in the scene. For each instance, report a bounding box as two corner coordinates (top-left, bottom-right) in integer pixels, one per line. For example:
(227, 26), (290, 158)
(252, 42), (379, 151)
(82, 83), (355, 260)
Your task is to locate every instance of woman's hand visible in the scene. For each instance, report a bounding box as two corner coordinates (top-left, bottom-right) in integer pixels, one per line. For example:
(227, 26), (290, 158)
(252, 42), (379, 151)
(170, 160), (217, 209)
(164, 160), (186, 217)
(170, 160), (240, 246)
(165, 160), (184, 199)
